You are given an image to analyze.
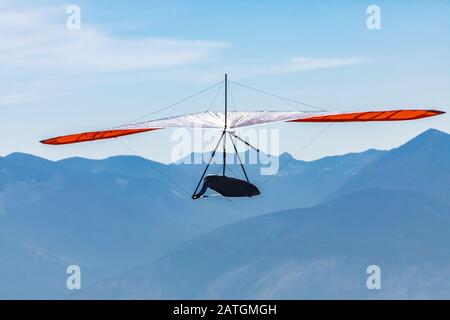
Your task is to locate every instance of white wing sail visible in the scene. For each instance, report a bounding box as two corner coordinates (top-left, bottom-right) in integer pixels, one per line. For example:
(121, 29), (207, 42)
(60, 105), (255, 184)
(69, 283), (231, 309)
(41, 109), (444, 145)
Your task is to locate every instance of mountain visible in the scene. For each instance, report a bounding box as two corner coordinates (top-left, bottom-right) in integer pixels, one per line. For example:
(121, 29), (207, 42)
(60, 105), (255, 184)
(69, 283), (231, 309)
(0, 154), (236, 298)
(333, 129), (450, 204)
(79, 188), (450, 299)
(0, 128), (448, 298)
(0, 148), (384, 299)
(250, 148), (384, 208)
(76, 129), (450, 299)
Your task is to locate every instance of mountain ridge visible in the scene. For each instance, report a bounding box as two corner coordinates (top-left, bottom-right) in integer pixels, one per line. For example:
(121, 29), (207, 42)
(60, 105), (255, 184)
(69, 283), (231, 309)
(0, 128), (448, 298)
(78, 187), (450, 299)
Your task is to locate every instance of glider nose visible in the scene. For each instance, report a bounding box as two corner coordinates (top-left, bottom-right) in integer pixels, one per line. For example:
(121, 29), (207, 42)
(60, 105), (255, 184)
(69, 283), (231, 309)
(249, 184), (261, 197)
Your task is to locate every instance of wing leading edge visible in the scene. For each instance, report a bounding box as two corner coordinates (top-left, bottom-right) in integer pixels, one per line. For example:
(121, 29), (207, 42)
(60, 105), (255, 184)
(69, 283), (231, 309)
(40, 128), (160, 145)
(40, 109), (444, 145)
(289, 109), (444, 122)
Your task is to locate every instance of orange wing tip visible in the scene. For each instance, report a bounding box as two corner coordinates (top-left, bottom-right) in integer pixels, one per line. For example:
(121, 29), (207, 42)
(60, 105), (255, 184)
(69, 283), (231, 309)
(40, 128), (159, 145)
(290, 109), (445, 123)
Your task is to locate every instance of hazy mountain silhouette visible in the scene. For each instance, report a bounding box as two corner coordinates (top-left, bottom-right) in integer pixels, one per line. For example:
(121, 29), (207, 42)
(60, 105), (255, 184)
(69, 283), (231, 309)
(0, 128), (448, 298)
(333, 129), (450, 204)
(80, 188), (450, 299)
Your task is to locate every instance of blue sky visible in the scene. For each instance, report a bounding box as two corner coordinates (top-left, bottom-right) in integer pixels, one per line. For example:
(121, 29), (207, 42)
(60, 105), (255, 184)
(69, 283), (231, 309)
(0, 0), (449, 163)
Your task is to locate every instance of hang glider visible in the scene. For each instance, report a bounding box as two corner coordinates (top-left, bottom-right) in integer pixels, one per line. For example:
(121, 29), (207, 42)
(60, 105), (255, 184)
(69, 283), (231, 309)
(40, 74), (445, 200)
(40, 109), (444, 145)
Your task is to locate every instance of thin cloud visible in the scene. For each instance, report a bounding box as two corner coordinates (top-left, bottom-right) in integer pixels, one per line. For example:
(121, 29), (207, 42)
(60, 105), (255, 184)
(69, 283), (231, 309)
(166, 56), (367, 82)
(0, 93), (33, 106)
(0, 7), (230, 73)
(287, 57), (365, 72)
(250, 56), (366, 77)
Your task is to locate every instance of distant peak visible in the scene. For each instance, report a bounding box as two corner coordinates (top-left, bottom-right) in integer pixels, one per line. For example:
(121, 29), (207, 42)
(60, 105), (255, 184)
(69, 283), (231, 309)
(408, 128), (449, 145)
(386, 128), (449, 157)
(6, 152), (52, 162)
(4, 152), (54, 168)
(279, 152), (293, 161)
(418, 128), (447, 137)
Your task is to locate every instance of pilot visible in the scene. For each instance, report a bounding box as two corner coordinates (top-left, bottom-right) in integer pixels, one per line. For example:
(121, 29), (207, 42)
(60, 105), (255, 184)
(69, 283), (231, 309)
(192, 175), (260, 199)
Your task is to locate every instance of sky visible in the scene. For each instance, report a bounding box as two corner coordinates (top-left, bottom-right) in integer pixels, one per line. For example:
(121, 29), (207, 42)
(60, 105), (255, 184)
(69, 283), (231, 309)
(0, 0), (449, 163)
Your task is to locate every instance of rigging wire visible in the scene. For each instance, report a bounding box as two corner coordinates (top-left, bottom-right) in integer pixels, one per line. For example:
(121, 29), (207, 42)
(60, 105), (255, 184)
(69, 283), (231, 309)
(229, 79), (327, 112)
(193, 82), (225, 184)
(259, 122), (335, 188)
(207, 82), (224, 112)
(114, 137), (191, 197)
(192, 131), (226, 197)
(229, 133), (249, 182)
(228, 82), (238, 111)
(118, 80), (224, 127)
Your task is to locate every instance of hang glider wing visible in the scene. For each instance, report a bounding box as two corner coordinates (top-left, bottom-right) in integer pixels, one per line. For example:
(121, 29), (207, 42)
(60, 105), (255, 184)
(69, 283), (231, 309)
(40, 128), (160, 145)
(40, 109), (444, 145)
(219, 109), (444, 127)
(287, 109), (445, 123)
